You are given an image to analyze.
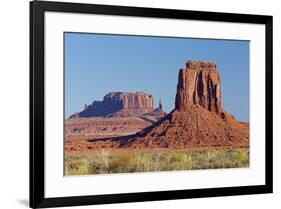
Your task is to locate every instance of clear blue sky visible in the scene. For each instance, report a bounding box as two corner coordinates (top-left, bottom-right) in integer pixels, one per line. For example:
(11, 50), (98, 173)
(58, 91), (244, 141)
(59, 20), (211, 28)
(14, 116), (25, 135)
(65, 33), (249, 122)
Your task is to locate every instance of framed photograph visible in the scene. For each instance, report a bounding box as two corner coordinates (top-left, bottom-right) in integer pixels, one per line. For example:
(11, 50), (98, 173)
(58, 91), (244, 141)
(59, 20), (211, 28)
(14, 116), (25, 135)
(30, 0), (273, 208)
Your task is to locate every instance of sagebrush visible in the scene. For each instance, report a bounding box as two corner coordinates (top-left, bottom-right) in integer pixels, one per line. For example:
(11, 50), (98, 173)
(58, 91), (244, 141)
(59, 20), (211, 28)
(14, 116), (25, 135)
(64, 148), (249, 175)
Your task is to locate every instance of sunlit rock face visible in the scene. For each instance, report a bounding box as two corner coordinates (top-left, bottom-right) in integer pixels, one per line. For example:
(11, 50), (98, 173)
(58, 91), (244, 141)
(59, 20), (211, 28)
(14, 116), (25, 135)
(175, 60), (222, 113)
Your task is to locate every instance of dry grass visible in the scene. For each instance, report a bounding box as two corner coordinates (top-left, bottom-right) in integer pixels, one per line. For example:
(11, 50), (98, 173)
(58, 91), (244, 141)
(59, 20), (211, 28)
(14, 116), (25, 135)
(64, 148), (249, 175)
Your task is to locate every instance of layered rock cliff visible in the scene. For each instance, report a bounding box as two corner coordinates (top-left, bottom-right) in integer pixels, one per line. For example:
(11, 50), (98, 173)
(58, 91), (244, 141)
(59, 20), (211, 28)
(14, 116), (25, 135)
(70, 92), (156, 118)
(175, 60), (222, 113)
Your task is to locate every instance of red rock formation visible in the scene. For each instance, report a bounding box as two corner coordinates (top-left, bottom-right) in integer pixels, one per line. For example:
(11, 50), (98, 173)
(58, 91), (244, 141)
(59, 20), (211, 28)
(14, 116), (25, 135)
(66, 60), (249, 151)
(175, 60), (222, 113)
(70, 91), (155, 118)
(121, 92), (153, 110)
(82, 60), (249, 150)
(144, 98), (167, 119)
(122, 106), (249, 149)
(122, 60), (249, 148)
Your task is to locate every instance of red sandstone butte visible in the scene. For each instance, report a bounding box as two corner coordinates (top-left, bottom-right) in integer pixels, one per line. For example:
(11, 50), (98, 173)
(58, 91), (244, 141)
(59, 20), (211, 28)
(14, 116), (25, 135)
(122, 60), (249, 149)
(175, 60), (222, 113)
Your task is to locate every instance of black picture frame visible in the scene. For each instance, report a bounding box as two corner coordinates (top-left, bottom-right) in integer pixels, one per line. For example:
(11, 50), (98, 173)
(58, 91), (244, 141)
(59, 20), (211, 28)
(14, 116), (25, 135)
(30, 0), (273, 208)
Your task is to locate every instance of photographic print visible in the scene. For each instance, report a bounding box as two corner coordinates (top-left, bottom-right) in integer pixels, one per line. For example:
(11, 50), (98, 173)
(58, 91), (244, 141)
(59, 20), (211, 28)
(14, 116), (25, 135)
(64, 33), (250, 176)
(30, 2), (272, 207)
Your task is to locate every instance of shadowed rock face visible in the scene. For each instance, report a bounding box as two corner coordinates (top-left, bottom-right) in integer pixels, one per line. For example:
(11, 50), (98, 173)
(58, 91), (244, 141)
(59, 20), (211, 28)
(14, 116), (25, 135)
(175, 60), (222, 113)
(70, 92), (155, 118)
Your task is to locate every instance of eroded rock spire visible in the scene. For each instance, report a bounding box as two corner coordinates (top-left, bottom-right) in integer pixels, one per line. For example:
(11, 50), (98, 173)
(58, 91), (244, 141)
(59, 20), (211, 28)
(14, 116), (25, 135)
(175, 60), (222, 113)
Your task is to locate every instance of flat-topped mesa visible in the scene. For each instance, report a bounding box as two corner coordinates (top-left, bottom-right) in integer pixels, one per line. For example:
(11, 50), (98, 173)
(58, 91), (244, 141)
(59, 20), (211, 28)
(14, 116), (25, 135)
(70, 91), (155, 118)
(175, 60), (222, 113)
(106, 92), (154, 110)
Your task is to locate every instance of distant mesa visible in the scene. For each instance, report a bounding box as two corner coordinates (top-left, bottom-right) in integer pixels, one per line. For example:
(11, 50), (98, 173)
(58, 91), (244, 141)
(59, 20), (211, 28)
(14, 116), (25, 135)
(69, 91), (166, 118)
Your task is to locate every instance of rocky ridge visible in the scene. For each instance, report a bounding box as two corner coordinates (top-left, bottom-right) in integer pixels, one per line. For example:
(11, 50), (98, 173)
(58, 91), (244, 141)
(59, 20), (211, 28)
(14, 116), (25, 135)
(70, 91), (165, 118)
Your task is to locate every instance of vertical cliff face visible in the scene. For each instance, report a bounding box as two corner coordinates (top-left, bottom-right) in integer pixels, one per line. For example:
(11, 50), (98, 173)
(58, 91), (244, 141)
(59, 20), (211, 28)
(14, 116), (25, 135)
(70, 92), (155, 118)
(175, 60), (222, 113)
(105, 92), (154, 110)
(104, 92), (154, 117)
